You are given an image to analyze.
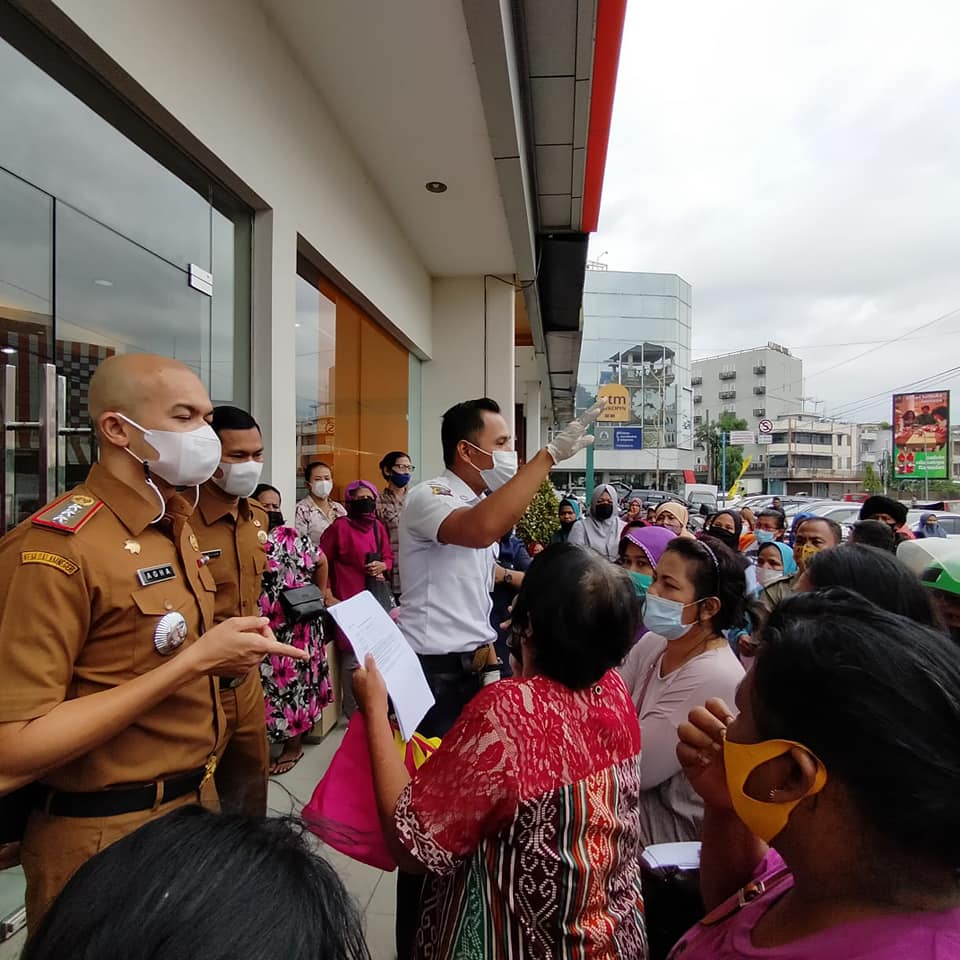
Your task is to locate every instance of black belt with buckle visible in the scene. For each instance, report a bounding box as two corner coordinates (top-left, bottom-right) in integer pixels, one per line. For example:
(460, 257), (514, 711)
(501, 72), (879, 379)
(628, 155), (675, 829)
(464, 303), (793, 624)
(219, 675), (244, 690)
(418, 652), (477, 675)
(41, 758), (216, 818)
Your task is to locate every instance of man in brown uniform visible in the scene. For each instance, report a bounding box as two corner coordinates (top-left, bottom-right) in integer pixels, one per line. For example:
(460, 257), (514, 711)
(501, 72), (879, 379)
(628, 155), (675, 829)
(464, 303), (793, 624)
(192, 405), (270, 815)
(0, 354), (307, 929)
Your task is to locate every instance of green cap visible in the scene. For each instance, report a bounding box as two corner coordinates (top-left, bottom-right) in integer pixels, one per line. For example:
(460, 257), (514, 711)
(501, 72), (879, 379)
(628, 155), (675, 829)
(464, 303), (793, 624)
(897, 539), (960, 597)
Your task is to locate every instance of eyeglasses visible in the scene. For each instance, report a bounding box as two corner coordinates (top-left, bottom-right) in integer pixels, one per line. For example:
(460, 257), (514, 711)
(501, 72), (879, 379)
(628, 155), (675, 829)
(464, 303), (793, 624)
(394, 464), (416, 472)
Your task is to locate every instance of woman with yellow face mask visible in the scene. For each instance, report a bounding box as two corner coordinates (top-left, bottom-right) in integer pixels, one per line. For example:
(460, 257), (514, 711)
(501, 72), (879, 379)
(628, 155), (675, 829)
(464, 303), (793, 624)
(671, 589), (960, 959)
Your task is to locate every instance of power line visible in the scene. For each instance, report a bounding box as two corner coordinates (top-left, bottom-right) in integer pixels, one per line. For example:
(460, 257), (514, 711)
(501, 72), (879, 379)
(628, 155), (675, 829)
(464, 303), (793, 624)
(822, 365), (960, 421)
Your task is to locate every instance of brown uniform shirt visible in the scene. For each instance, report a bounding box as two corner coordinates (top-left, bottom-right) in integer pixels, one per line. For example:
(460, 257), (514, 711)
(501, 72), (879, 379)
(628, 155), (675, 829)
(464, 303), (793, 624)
(0, 464), (222, 792)
(193, 482), (268, 623)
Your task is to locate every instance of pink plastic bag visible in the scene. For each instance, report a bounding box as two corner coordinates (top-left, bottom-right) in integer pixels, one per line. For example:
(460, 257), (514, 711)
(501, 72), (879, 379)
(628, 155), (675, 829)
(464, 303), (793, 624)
(302, 713), (439, 871)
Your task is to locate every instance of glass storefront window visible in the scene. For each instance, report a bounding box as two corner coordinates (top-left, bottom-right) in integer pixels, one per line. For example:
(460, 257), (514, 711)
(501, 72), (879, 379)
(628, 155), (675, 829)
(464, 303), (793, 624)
(0, 33), (251, 531)
(295, 274), (337, 499)
(296, 260), (410, 502)
(0, 40), (212, 270)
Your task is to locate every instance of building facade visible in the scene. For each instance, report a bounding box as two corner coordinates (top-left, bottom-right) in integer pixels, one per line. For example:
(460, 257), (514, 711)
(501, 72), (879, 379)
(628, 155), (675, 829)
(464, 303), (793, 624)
(551, 269), (695, 492)
(0, 0), (626, 532)
(765, 415), (860, 498)
(691, 343), (802, 490)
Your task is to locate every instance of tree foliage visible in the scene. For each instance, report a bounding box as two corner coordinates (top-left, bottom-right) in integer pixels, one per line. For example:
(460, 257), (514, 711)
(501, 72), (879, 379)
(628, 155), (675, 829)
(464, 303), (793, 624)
(695, 412), (748, 488)
(862, 462), (883, 494)
(517, 478), (561, 546)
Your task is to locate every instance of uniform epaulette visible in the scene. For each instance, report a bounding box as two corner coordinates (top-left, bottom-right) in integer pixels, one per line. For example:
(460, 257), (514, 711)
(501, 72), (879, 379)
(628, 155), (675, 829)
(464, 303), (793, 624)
(32, 491), (103, 534)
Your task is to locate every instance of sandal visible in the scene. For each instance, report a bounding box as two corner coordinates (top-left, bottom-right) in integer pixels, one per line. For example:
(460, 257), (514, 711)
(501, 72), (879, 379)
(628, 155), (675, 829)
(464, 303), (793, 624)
(269, 751), (304, 776)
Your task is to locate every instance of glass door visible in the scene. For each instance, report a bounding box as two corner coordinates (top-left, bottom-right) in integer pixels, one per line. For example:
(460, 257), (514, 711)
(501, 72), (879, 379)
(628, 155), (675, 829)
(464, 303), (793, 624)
(0, 168), (54, 530)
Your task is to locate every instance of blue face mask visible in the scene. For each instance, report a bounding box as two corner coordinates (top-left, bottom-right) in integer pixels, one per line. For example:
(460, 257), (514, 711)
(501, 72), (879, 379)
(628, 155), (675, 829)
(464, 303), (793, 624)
(754, 529), (777, 544)
(628, 571), (653, 599)
(390, 471), (411, 488)
(642, 592), (699, 641)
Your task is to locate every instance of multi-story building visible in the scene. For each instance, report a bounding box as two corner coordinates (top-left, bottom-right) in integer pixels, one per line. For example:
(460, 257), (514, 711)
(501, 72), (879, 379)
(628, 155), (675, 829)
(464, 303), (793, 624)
(691, 343), (803, 490)
(765, 415), (860, 498)
(857, 422), (893, 481)
(551, 270), (695, 492)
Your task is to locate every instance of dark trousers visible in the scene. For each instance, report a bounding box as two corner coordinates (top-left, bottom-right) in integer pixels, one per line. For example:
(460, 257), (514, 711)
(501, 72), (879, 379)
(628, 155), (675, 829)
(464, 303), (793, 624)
(396, 662), (484, 959)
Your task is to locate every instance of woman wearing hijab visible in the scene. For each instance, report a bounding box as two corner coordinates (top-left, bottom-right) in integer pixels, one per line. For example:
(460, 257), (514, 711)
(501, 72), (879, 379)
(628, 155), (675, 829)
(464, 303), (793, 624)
(319, 480), (394, 715)
(702, 510), (743, 553)
(915, 511), (948, 539)
(551, 497), (581, 544)
(624, 498), (643, 523)
(618, 525), (677, 638)
(654, 500), (696, 539)
(756, 540), (799, 613)
(568, 484), (622, 560)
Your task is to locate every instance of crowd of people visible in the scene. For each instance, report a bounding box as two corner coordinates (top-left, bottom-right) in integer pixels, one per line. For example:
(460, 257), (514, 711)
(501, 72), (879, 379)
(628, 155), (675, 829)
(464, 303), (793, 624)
(3, 362), (960, 959)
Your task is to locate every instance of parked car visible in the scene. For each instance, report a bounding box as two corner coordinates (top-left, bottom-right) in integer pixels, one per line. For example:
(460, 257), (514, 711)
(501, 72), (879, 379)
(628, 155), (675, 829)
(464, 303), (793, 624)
(906, 510), (960, 538)
(628, 489), (688, 511)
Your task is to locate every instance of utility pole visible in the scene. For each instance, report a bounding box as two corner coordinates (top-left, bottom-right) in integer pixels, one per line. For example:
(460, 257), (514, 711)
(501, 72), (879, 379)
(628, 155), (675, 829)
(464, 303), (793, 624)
(721, 430), (728, 498)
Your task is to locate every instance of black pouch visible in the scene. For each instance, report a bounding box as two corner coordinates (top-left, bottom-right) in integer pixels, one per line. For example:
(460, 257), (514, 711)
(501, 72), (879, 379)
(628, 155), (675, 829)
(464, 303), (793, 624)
(279, 584), (326, 623)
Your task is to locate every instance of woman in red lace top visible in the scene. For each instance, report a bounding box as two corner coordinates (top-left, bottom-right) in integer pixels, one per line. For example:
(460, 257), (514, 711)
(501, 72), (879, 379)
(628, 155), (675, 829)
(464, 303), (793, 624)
(354, 543), (647, 959)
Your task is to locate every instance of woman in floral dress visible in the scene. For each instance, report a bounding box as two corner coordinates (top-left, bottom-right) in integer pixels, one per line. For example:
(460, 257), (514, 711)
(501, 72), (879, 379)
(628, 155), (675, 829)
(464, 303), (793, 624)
(254, 484), (333, 776)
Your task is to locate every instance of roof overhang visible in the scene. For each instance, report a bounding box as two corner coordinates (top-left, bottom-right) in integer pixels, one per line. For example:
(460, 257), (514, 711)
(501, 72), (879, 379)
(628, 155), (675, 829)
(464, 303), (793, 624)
(263, 0), (625, 421)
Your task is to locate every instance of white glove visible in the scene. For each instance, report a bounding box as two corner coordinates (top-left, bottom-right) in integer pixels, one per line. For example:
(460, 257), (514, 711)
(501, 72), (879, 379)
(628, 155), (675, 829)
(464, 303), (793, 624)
(546, 398), (609, 464)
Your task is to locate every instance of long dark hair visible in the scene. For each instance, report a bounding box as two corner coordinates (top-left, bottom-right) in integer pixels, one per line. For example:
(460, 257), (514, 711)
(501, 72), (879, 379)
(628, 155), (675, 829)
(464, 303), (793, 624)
(23, 808), (370, 960)
(754, 589), (960, 868)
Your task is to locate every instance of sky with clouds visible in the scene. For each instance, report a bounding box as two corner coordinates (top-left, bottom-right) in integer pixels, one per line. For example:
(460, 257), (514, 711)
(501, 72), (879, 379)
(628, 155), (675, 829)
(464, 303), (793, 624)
(591, 0), (960, 423)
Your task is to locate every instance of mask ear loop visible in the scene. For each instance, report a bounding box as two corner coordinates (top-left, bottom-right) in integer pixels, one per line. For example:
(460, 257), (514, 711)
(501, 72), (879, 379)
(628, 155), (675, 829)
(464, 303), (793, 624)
(139, 460), (167, 524)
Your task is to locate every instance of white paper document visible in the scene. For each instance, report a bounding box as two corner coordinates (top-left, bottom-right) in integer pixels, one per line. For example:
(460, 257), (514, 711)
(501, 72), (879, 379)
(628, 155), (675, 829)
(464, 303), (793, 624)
(327, 591), (435, 741)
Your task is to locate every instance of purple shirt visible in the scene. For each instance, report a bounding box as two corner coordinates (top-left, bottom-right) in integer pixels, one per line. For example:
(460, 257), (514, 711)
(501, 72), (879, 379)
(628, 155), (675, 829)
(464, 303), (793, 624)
(670, 851), (960, 959)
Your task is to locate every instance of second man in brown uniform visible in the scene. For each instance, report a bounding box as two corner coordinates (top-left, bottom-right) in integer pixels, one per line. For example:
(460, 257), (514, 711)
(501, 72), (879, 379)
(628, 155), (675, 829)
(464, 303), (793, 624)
(192, 406), (270, 815)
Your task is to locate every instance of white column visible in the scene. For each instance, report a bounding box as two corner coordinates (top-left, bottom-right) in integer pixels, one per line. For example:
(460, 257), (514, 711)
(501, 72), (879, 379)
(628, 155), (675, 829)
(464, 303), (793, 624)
(250, 207), (298, 511)
(420, 276), (516, 478)
(522, 379), (542, 461)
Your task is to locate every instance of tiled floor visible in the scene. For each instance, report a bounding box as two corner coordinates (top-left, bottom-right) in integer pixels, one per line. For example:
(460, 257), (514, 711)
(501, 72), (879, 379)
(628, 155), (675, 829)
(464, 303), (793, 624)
(0, 722), (396, 960)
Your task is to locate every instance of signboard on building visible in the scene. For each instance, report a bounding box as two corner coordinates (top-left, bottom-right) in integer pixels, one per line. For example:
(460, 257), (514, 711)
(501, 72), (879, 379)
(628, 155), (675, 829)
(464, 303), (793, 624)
(613, 427), (643, 450)
(893, 390), (949, 479)
(597, 384), (630, 422)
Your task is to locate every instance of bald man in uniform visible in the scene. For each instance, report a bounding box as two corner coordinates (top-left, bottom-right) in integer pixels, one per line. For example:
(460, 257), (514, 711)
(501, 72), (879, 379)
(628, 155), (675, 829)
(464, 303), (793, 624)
(192, 405), (270, 815)
(0, 354), (307, 929)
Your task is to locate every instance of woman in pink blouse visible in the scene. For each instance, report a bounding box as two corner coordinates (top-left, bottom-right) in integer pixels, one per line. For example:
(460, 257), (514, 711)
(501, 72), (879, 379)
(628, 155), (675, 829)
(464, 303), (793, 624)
(673, 588), (960, 959)
(354, 543), (647, 959)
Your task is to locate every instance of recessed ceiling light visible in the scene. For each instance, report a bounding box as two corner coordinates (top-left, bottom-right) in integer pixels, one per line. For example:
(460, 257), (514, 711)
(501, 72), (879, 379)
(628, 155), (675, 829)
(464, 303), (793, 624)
(425, 181), (448, 194)
(94, 279), (113, 287)
(295, 322), (301, 328)
(1, 347), (15, 355)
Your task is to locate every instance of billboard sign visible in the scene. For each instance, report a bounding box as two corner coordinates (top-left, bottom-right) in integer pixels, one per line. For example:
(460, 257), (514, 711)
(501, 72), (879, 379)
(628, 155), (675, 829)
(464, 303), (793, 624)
(613, 427), (643, 450)
(892, 390), (949, 479)
(597, 383), (630, 422)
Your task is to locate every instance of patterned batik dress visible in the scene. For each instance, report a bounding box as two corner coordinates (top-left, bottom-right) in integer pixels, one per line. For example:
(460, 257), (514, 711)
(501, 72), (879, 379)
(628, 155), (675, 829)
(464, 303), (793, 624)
(259, 524), (332, 743)
(395, 669), (647, 959)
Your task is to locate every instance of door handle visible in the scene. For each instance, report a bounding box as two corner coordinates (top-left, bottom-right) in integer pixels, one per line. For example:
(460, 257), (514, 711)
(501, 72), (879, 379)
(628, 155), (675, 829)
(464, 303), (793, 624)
(56, 374), (93, 497)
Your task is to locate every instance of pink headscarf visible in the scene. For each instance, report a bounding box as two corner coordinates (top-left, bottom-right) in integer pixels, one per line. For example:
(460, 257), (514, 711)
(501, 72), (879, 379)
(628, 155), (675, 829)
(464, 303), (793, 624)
(345, 480), (379, 500)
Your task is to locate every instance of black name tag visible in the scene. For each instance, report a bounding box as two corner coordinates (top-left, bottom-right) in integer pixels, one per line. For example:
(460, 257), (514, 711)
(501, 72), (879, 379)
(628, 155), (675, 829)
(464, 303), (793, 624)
(201, 549), (222, 560)
(137, 564), (177, 586)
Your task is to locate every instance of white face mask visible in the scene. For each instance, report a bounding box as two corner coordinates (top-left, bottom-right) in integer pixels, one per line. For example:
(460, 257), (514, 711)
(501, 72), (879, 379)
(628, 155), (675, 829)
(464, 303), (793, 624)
(311, 479), (333, 499)
(757, 566), (783, 586)
(115, 413), (222, 488)
(212, 460), (263, 498)
(465, 442), (518, 491)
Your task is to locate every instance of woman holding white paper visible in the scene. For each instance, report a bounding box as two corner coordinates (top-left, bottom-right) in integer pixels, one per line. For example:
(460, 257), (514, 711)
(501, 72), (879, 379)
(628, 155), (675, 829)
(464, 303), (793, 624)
(353, 543), (647, 959)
